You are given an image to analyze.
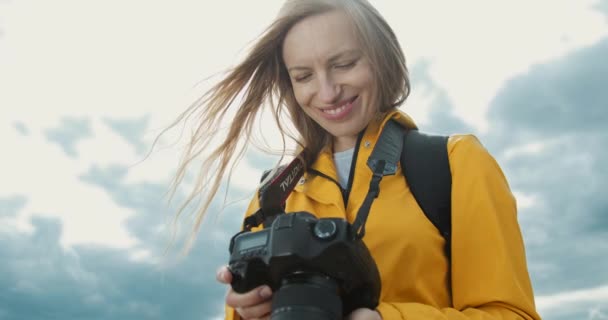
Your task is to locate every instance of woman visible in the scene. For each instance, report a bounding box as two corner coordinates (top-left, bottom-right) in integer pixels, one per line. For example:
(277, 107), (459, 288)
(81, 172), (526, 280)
(172, 0), (541, 319)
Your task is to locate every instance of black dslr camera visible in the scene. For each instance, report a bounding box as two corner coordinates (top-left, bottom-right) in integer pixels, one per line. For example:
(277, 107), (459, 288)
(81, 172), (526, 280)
(228, 154), (381, 320)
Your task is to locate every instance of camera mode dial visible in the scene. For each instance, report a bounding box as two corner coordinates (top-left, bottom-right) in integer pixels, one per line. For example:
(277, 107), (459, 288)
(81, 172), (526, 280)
(313, 220), (337, 240)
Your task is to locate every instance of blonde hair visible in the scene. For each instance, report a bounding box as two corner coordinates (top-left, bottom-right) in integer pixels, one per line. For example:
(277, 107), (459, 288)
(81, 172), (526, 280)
(169, 0), (410, 246)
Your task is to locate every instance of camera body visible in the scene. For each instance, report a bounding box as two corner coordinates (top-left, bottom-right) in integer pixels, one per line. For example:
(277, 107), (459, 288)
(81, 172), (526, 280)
(228, 211), (381, 316)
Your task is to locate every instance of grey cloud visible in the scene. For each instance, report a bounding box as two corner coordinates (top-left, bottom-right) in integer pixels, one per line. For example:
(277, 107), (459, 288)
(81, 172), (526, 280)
(0, 217), (93, 320)
(247, 149), (280, 172)
(484, 37), (608, 305)
(78, 161), (244, 244)
(408, 60), (474, 135)
(13, 122), (29, 136)
(103, 115), (150, 156)
(75, 159), (245, 319)
(80, 164), (128, 190)
(594, 0), (608, 19)
(543, 304), (608, 320)
(0, 215), (231, 320)
(487, 38), (608, 146)
(502, 137), (608, 295)
(0, 155), (245, 319)
(0, 195), (27, 217)
(44, 117), (92, 158)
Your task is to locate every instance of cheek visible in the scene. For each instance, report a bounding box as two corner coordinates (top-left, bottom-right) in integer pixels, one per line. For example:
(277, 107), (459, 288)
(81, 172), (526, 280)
(361, 74), (378, 110)
(353, 61), (375, 92)
(360, 71), (375, 92)
(292, 85), (311, 109)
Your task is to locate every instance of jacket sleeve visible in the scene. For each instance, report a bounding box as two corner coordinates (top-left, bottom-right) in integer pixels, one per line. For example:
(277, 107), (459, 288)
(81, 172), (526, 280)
(376, 135), (541, 319)
(225, 305), (239, 320)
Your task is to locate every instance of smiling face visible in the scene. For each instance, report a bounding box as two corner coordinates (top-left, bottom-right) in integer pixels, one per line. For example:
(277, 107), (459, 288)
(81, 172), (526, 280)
(282, 10), (378, 152)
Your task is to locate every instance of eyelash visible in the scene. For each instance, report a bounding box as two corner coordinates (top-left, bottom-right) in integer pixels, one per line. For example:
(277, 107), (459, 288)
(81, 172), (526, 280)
(334, 60), (357, 69)
(293, 60), (357, 83)
(295, 74), (312, 82)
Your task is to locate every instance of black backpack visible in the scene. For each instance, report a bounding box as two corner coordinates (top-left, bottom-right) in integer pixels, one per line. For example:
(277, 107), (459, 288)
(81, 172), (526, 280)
(400, 129), (452, 259)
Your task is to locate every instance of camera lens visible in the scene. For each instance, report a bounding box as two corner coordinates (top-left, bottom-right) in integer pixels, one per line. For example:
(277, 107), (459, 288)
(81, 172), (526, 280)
(270, 273), (342, 320)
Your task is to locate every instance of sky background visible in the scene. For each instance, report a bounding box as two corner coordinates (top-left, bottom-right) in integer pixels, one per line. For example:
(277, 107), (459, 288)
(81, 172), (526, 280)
(1, 1), (607, 319)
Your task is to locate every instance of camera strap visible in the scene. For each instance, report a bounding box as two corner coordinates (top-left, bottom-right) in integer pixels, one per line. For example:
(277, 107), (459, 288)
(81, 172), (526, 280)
(351, 120), (403, 239)
(242, 151), (307, 231)
(242, 120), (404, 238)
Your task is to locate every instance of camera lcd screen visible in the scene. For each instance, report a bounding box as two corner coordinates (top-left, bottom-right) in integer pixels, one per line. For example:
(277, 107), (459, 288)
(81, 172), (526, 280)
(237, 232), (268, 251)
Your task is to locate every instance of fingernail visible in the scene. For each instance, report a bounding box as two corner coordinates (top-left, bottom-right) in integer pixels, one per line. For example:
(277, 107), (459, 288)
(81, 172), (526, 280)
(259, 286), (272, 298)
(216, 269), (225, 281)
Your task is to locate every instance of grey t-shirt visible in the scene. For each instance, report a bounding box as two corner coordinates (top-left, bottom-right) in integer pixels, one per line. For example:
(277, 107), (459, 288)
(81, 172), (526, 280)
(333, 148), (355, 189)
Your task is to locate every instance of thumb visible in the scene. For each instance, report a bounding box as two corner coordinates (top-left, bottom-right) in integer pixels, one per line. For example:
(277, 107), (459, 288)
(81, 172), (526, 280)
(216, 266), (233, 284)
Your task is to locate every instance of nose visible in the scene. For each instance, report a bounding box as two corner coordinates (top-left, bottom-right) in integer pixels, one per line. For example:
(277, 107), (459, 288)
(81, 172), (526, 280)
(317, 74), (341, 104)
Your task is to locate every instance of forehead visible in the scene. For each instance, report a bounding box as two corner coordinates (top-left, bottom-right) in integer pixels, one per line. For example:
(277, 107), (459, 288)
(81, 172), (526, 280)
(282, 10), (361, 66)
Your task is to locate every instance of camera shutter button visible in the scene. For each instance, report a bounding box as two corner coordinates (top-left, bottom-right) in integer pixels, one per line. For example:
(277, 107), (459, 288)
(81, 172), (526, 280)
(313, 220), (337, 240)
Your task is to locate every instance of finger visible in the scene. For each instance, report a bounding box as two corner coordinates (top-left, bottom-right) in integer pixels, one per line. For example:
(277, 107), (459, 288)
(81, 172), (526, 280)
(216, 266), (232, 284)
(235, 300), (272, 319)
(226, 285), (273, 308)
(347, 308), (382, 320)
(347, 308), (366, 320)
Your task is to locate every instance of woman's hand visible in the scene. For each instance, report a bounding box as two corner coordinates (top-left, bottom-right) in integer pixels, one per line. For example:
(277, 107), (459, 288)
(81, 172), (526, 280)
(216, 266), (273, 320)
(347, 308), (383, 320)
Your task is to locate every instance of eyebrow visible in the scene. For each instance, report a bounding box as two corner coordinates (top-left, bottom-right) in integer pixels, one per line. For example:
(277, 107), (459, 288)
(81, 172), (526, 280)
(287, 49), (361, 73)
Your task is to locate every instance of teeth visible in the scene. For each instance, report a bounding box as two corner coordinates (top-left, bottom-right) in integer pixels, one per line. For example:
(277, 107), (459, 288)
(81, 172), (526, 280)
(323, 103), (348, 115)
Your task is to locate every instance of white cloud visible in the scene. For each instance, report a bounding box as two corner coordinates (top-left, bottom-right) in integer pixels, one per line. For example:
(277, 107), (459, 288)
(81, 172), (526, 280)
(1, 0), (606, 253)
(512, 191), (538, 210)
(589, 307), (608, 320)
(379, 0), (608, 131)
(0, 117), (138, 249)
(0, 0), (283, 124)
(537, 285), (608, 317)
(0, 0), (606, 127)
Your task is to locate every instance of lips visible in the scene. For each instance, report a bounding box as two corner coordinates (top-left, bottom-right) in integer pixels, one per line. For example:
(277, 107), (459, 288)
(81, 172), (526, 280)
(319, 96), (358, 120)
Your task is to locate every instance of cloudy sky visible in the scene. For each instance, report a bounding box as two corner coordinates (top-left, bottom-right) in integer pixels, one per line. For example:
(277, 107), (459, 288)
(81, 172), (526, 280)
(1, 1), (607, 319)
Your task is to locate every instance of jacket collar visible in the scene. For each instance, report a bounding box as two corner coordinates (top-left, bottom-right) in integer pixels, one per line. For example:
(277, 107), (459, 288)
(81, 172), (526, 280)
(293, 109), (417, 206)
(310, 109), (417, 174)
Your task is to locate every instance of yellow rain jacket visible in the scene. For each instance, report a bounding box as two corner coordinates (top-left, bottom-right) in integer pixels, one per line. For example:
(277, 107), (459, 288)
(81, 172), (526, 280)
(225, 110), (541, 319)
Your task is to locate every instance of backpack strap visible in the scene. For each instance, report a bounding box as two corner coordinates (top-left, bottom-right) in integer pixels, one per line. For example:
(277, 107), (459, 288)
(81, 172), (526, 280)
(255, 125), (453, 259)
(400, 129), (452, 259)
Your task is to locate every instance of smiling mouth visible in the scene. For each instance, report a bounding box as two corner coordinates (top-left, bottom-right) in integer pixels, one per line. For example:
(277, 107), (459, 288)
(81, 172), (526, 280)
(321, 96), (358, 115)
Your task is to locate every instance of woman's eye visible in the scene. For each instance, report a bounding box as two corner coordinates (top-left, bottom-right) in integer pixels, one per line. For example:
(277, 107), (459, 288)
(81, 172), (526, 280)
(334, 61), (356, 69)
(294, 74), (312, 82)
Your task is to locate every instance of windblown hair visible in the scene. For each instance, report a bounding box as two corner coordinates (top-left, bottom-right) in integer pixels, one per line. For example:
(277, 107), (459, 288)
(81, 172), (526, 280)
(169, 0), (410, 245)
